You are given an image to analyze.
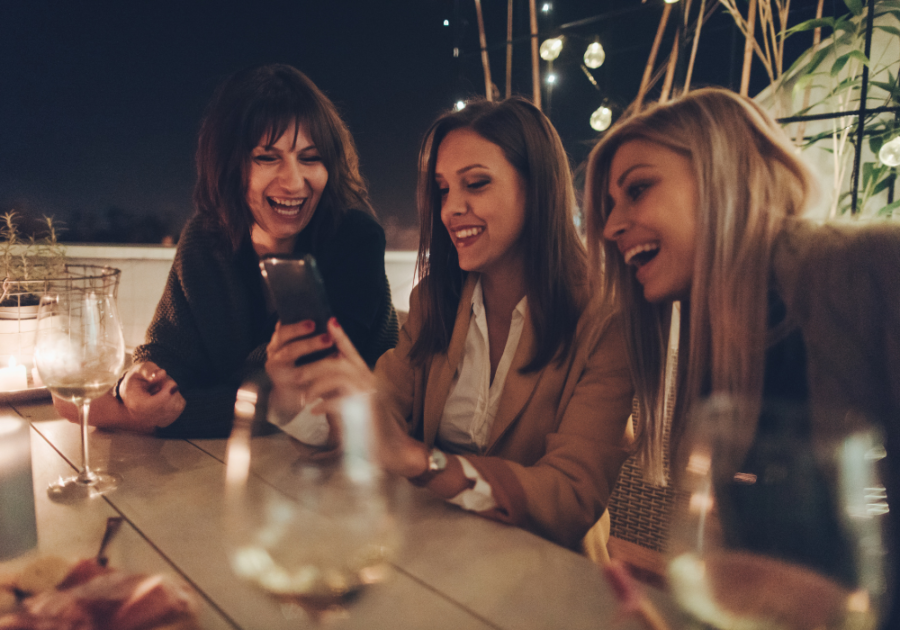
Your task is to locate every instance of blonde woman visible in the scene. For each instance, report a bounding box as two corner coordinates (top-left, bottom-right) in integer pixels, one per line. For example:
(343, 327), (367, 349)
(585, 87), (900, 625)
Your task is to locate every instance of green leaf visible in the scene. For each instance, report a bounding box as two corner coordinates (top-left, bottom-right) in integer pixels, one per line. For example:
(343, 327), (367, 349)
(879, 0), (900, 9)
(870, 80), (900, 100)
(875, 25), (900, 37)
(785, 18), (836, 36)
(875, 8), (900, 20)
(805, 47), (834, 75)
(872, 176), (895, 196)
(877, 198), (900, 216)
(831, 52), (854, 76)
(847, 49), (870, 67)
(844, 0), (864, 16)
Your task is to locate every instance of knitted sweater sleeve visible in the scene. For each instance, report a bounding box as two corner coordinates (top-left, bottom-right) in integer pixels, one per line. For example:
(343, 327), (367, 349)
(132, 216), (269, 438)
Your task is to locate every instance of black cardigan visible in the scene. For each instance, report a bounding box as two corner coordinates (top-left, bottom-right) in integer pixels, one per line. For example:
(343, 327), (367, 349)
(133, 208), (398, 438)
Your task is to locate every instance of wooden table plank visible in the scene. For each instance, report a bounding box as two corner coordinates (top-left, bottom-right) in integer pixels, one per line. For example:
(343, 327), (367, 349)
(14, 404), (499, 630)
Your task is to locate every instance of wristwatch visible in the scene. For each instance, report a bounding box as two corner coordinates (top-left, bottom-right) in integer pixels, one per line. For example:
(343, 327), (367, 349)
(408, 448), (448, 487)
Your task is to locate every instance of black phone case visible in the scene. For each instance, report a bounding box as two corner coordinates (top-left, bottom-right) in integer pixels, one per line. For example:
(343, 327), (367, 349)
(259, 254), (337, 365)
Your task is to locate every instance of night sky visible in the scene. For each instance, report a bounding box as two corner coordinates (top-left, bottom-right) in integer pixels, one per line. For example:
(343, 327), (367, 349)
(1, 0), (822, 248)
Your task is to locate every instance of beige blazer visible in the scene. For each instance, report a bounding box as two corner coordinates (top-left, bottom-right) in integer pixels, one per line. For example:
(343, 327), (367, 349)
(374, 275), (634, 549)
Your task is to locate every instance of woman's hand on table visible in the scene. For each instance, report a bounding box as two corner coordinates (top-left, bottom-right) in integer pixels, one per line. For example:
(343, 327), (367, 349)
(50, 362), (184, 433)
(119, 362), (184, 430)
(266, 318), (427, 478)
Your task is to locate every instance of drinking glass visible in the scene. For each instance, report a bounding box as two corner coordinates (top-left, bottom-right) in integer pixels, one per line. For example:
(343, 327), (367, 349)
(667, 395), (891, 630)
(224, 377), (401, 622)
(33, 266), (126, 501)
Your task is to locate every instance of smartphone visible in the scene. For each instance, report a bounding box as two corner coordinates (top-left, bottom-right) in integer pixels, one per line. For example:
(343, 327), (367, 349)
(259, 254), (337, 365)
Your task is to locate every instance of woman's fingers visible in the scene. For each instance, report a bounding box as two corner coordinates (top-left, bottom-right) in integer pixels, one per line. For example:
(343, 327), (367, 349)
(328, 318), (367, 368)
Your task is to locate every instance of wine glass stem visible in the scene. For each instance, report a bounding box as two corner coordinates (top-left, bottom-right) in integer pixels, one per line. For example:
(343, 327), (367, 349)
(77, 398), (96, 484)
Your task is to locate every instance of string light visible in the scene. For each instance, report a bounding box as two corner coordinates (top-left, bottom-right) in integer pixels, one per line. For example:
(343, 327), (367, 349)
(443, 19), (449, 26)
(664, 0), (680, 3)
(879, 136), (900, 167)
(455, 101), (466, 111)
(542, 3), (551, 13)
(547, 73), (557, 84)
(590, 106), (613, 132)
(539, 37), (563, 61)
(583, 42), (605, 69)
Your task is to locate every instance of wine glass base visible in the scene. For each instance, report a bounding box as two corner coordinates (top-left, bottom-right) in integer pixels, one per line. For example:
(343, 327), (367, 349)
(47, 471), (121, 503)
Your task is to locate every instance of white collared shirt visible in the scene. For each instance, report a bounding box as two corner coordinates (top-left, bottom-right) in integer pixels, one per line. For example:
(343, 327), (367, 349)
(438, 279), (528, 454)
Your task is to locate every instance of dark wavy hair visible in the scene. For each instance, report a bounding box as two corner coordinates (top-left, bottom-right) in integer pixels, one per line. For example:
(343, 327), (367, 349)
(193, 63), (373, 250)
(411, 97), (586, 372)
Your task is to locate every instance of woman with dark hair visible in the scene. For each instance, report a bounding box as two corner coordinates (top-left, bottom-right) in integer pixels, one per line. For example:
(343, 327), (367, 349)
(57, 63), (398, 437)
(267, 97), (634, 552)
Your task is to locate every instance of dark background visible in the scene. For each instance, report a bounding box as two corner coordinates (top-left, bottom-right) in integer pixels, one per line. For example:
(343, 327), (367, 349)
(0, 0), (824, 249)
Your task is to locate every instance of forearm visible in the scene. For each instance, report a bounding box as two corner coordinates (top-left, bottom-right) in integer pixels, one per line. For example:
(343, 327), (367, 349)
(53, 392), (156, 434)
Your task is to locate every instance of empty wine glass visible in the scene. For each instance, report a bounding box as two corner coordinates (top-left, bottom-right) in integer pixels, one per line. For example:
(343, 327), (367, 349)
(667, 395), (890, 630)
(33, 266), (126, 502)
(224, 376), (401, 623)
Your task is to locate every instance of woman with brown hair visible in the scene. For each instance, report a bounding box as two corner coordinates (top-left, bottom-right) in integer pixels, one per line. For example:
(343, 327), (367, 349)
(56, 63), (398, 437)
(267, 97), (634, 552)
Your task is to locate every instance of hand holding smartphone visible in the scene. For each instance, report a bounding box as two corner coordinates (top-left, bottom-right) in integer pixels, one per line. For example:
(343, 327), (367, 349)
(260, 254), (338, 366)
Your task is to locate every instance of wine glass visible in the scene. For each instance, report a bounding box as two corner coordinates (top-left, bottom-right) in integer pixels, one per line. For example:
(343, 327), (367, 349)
(224, 376), (401, 622)
(667, 395), (891, 630)
(33, 266), (126, 502)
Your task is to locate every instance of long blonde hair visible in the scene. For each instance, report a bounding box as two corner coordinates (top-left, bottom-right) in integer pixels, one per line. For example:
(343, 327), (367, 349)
(585, 88), (814, 484)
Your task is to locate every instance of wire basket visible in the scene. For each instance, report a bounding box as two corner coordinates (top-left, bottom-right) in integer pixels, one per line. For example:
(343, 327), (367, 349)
(0, 265), (121, 400)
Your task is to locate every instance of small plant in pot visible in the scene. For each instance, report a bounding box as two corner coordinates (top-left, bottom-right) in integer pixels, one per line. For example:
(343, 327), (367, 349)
(0, 211), (67, 319)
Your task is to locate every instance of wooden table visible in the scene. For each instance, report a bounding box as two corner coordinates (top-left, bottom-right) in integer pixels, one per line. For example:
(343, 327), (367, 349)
(5, 400), (683, 630)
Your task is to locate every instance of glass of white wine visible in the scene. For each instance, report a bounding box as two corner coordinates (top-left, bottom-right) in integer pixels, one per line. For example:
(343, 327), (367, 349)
(224, 376), (401, 623)
(34, 265), (126, 502)
(667, 395), (891, 630)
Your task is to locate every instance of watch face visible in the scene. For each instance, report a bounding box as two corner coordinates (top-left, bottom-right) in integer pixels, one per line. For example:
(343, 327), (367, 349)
(430, 449), (448, 472)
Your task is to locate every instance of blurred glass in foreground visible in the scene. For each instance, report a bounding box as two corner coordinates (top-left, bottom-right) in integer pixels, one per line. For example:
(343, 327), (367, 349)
(668, 395), (890, 630)
(224, 377), (400, 623)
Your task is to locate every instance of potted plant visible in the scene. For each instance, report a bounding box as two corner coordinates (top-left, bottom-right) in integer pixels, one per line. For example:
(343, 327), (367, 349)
(0, 212), (66, 385)
(0, 211), (66, 318)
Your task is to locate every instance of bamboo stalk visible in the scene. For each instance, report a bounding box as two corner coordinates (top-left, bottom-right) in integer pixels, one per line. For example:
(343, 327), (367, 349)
(660, 29), (680, 103)
(636, 3), (673, 110)
(529, 0), (541, 109)
(474, 0), (493, 101)
(740, 0), (758, 96)
(684, 0), (708, 92)
(506, 0), (514, 99)
(794, 0), (824, 144)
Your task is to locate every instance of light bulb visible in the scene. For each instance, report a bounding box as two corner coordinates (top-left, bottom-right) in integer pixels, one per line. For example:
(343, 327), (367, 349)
(590, 106), (613, 132)
(547, 73), (557, 84)
(539, 37), (563, 61)
(455, 101), (466, 112)
(542, 3), (551, 13)
(879, 136), (900, 167)
(443, 19), (449, 26)
(664, 0), (680, 3)
(584, 42), (605, 69)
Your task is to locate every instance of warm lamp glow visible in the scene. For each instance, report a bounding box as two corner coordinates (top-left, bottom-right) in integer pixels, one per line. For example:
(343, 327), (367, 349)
(584, 42), (606, 69)
(879, 136), (900, 167)
(539, 37), (563, 61)
(590, 106), (612, 132)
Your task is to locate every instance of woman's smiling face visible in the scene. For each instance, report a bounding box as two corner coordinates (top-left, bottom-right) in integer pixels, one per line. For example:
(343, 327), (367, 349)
(603, 138), (698, 303)
(436, 128), (528, 280)
(246, 121), (328, 256)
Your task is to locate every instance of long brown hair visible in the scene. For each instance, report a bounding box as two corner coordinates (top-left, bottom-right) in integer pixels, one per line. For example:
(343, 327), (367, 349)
(585, 88), (814, 484)
(411, 97), (586, 372)
(193, 64), (372, 251)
